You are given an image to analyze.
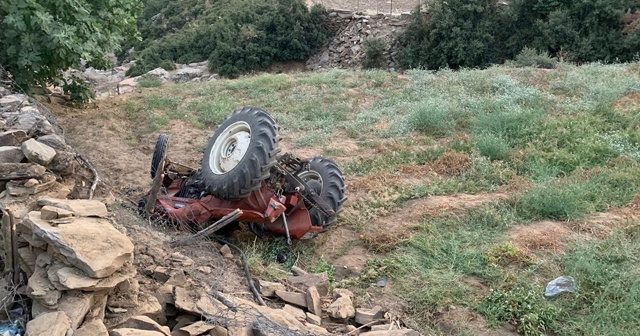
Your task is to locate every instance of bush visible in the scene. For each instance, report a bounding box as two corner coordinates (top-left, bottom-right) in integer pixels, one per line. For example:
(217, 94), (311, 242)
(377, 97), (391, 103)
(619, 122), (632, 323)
(63, 76), (95, 104)
(400, 0), (510, 70)
(514, 47), (557, 69)
(474, 133), (511, 161)
(480, 280), (558, 336)
(126, 0), (327, 78)
(362, 38), (386, 69)
(400, 0), (640, 70)
(410, 101), (455, 137)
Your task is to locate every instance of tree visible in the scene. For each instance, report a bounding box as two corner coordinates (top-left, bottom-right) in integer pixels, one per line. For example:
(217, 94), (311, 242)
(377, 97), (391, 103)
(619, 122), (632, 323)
(0, 0), (142, 90)
(400, 0), (510, 70)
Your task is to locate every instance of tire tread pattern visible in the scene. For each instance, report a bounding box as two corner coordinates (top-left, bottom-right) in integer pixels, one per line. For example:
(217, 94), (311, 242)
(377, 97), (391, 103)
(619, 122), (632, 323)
(201, 107), (281, 200)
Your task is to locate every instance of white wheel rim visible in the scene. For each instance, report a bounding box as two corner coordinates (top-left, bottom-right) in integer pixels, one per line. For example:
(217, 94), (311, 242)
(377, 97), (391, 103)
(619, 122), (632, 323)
(209, 121), (251, 174)
(298, 170), (323, 192)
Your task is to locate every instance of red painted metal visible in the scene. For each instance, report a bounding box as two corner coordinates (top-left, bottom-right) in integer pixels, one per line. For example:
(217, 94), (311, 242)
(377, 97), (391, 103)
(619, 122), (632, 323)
(153, 179), (316, 237)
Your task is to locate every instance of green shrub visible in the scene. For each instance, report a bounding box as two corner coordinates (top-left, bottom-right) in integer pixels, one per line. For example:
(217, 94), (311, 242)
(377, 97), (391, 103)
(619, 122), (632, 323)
(399, 0), (510, 70)
(125, 0), (327, 78)
(410, 100), (455, 137)
(400, 0), (640, 70)
(480, 281), (558, 336)
(474, 133), (511, 161)
(137, 75), (163, 88)
(514, 47), (557, 69)
(362, 38), (386, 69)
(63, 76), (95, 104)
(159, 60), (176, 71)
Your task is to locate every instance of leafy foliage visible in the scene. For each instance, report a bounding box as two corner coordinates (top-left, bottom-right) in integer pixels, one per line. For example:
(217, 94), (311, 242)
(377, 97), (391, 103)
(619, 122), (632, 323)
(0, 0), (142, 90)
(362, 38), (387, 69)
(480, 280), (559, 336)
(401, 0), (640, 70)
(62, 76), (95, 104)
(513, 47), (558, 69)
(400, 0), (509, 70)
(124, 0), (327, 77)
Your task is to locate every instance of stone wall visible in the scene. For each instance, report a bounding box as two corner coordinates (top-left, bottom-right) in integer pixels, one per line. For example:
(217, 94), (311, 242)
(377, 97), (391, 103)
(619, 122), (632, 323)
(306, 10), (412, 71)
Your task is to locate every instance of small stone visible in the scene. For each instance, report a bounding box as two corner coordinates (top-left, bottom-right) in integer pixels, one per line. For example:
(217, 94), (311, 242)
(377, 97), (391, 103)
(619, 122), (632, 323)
(25, 311), (71, 336)
(355, 306), (384, 325)
(0, 146), (25, 163)
(75, 319), (109, 336)
(0, 130), (28, 146)
(208, 326), (228, 336)
(327, 296), (355, 319)
(287, 273), (329, 296)
(41, 205), (74, 220)
(24, 178), (39, 187)
(37, 197), (108, 217)
(258, 280), (285, 297)
(197, 266), (212, 274)
(110, 328), (166, 336)
(332, 288), (354, 300)
(306, 286), (322, 317)
(282, 304), (306, 322)
(305, 312), (322, 326)
(119, 315), (170, 335)
(290, 266), (307, 276)
(22, 138), (56, 165)
(219, 244), (233, 259)
(37, 134), (67, 150)
(177, 321), (215, 335)
(275, 290), (307, 308)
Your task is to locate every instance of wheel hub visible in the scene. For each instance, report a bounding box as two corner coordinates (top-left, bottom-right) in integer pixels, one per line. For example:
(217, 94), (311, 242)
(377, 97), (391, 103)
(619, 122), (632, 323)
(209, 121), (252, 174)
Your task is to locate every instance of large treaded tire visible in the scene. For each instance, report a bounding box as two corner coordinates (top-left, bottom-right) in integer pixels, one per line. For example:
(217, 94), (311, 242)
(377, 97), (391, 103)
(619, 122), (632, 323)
(150, 134), (169, 179)
(201, 107), (280, 200)
(298, 157), (346, 227)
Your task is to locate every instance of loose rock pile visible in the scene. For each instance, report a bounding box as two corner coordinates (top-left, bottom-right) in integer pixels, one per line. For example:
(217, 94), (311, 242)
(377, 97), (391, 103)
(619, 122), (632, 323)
(306, 10), (411, 71)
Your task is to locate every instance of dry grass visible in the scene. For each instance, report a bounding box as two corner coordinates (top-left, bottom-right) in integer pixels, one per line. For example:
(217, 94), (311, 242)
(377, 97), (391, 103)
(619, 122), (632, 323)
(428, 151), (472, 176)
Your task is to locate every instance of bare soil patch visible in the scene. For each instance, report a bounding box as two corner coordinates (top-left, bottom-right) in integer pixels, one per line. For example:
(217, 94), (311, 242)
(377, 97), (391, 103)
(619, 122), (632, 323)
(508, 220), (573, 252)
(435, 306), (518, 336)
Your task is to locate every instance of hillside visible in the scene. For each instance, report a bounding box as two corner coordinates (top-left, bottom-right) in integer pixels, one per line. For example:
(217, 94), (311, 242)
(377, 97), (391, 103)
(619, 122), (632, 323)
(48, 62), (640, 335)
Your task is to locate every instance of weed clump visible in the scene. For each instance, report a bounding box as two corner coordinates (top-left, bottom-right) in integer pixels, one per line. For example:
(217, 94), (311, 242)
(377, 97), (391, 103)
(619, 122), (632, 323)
(513, 47), (557, 69)
(474, 133), (511, 161)
(410, 100), (456, 137)
(480, 280), (558, 336)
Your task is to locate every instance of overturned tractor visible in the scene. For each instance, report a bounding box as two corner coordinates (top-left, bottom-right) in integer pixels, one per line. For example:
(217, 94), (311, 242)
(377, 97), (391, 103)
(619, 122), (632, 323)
(140, 107), (346, 242)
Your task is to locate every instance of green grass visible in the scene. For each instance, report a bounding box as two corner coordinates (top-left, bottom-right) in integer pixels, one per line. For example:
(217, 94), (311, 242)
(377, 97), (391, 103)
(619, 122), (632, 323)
(111, 62), (640, 335)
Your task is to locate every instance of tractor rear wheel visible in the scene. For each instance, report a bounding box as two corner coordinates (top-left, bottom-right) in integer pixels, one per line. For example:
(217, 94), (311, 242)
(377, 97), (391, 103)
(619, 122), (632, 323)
(150, 134), (169, 179)
(297, 157), (346, 228)
(201, 107), (280, 200)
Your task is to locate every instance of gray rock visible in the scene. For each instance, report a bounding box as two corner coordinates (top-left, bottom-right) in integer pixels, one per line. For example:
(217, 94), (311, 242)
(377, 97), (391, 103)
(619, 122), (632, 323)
(25, 311), (71, 336)
(173, 68), (204, 83)
(47, 151), (77, 176)
(145, 68), (170, 80)
(9, 110), (54, 134)
(25, 211), (134, 278)
(0, 129), (27, 146)
(37, 197), (108, 217)
(37, 134), (67, 150)
(0, 146), (24, 163)
(22, 138), (56, 165)
(0, 162), (46, 180)
(0, 94), (28, 111)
